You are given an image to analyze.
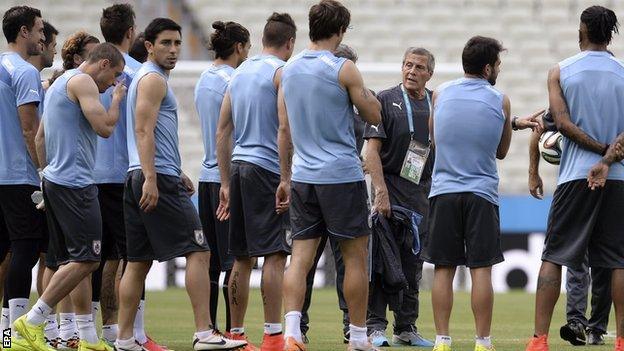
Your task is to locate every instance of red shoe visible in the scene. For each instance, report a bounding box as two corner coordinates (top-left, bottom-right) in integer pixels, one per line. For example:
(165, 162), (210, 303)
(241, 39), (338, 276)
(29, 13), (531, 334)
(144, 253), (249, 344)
(142, 336), (170, 351)
(230, 333), (258, 351)
(283, 337), (305, 351)
(526, 335), (548, 351)
(260, 333), (284, 351)
(615, 337), (624, 351)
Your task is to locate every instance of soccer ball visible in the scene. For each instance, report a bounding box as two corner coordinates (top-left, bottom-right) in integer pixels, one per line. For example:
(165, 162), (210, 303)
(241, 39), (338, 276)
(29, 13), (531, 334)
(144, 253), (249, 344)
(539, 131), (563, 165)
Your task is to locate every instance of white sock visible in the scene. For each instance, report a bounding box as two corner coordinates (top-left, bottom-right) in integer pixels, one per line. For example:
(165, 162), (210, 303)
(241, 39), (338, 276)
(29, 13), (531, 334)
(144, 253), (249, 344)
(1, 308), (9, 331)
(349, 324), (367, 344)
(115, 337), (136, 348)
(230, 327), (245, 335)
(284, 311), (302, 342)
(59, 313), (78, 341)
(91, 302), (100, 321)
(9, 298), (30, 327)
(25, 299), (52, 326)
(102, 324), (118, 343)
(76, 314), (98, 344)
(133, 300), (147, 344)
(264, 323), (282, 335)
(436, 335), (452, 346)
(194, 329), (214, 340)
(476, 335), (492, 348)
(45, 314), (60, 340)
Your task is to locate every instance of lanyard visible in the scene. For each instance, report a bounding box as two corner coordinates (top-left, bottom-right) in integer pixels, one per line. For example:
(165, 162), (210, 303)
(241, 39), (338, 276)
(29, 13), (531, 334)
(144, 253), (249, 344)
(400, 84), (431, 137)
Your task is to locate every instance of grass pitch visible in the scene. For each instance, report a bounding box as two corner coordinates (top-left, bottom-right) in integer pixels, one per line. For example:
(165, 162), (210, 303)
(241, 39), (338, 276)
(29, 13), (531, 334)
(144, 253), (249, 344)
(141, 288), (615, 351)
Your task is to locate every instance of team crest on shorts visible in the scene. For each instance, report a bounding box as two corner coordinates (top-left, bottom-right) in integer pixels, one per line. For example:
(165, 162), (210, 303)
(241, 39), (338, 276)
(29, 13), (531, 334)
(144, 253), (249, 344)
(285, 229), (293, 248)
(194, 230), (205, 246)
(92, 240), (102, 255)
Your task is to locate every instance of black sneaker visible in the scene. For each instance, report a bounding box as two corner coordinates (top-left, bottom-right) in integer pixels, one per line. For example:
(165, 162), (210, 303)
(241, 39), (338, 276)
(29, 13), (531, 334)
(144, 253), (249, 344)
(587, 329), (605, 345)
(302, 333), (309, 344)
(560, 321), (586, 346)
(343, 330), (350, 344)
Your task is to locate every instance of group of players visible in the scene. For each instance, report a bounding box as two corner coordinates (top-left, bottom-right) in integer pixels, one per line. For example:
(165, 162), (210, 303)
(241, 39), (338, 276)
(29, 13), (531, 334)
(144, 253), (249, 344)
(1, 0), (624, 351)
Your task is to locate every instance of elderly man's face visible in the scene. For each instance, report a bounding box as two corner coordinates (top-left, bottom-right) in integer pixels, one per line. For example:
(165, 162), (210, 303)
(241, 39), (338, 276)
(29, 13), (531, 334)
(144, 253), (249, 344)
(402, 53), (431, 93)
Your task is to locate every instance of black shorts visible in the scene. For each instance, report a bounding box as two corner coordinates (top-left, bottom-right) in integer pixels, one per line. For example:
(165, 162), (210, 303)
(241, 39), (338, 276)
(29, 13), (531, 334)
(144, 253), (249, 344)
(42, 180), (102, 266)
(421, 192), (504, 268)
(0, 184), (45, 241)
(228, 161), (290, 257)
(542, 179), (624, 269)
(98, 184), (127, 260)
(199, 182), (234, 271)
(44, 242), (58, 269)
(39, 219), (49, 253)
(124, 170), (209, 262)
(290, 180), (370, 241)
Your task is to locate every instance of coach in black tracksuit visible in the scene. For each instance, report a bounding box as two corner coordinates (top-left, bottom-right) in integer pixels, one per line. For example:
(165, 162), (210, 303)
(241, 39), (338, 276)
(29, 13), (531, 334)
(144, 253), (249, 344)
(362, 47), (435, 347)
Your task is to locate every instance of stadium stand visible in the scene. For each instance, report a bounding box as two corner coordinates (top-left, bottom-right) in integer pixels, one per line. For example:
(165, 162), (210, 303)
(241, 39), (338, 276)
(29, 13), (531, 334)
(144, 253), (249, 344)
(3, 0), (623, 194)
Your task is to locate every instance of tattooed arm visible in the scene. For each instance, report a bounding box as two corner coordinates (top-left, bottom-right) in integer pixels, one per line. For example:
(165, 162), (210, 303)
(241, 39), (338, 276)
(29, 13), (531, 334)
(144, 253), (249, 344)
(548, 65), (607, 155)
(602, 133), (624, 165)
(339, 59), (381, 125)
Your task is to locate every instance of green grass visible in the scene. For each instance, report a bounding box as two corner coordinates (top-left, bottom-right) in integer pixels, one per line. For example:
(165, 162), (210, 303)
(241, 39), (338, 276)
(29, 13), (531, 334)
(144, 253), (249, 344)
(140, 288), (615, 351)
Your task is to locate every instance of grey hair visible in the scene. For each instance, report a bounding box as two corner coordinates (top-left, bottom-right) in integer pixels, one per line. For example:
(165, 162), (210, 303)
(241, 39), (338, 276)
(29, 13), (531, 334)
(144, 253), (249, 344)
(403, 47), (435, 74)
(334, 43), (358, 63)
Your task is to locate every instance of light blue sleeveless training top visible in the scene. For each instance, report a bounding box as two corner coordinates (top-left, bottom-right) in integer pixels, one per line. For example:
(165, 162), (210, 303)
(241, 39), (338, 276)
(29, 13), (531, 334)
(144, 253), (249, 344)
(429, 78), (505, 205)
(558, 51), (624, 184)
(281, 49), (363, 184)
(127, 61), (181, 177)
(42, 69), (97, 188)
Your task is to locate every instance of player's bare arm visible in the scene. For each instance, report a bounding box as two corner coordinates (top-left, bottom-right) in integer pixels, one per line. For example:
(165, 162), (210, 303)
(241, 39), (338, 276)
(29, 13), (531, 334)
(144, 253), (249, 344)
(496, 94), (512, 159)
(429, 90), (437, 148)
(528, 130), (544, 199)
(339, 59), (381, 125)
(548, 65), (606, 155)
(365, 138), (390, 217)
(35, 122), (46, 169)
(135, 73), (165, 212)
(68, 73), (126, 138)
(275, 86), (292, 215)
(17, 102), (41, 168)
(215, 91), (234, 221)
(602, 133), (624, 165)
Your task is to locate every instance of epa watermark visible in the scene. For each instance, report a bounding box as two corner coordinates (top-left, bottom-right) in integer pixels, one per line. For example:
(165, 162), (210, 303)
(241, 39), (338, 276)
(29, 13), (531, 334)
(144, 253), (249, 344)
(2, 328), (10, 348)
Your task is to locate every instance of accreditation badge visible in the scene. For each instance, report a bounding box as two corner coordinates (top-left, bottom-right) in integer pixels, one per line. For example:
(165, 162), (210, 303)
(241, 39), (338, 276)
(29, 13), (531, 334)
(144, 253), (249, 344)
(400, 140), (430, 185)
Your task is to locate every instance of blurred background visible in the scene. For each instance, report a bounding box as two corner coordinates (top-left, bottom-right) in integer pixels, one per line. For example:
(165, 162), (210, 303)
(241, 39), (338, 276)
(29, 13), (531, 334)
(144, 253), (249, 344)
(4, 0), (623, 292)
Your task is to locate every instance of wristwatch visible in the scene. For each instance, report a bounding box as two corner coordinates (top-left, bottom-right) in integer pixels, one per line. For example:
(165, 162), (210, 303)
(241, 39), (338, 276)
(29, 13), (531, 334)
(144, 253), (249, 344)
(511, 116), (519, 131)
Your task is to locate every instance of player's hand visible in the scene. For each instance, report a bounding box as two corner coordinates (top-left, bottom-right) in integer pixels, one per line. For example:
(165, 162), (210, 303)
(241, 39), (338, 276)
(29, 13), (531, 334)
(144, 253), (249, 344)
(31, 190), (46, 211)
(275, 181), (290, 214)
(529, 172), (544, 200)
(587, 161), (609, 190)
(112, 82), (127, 102)
(373, 188), (391, 218)
(216, 185), (230, 221)
(181, 172), (195, 195)
(139, 177), (159, 212)
(516, 109), (545, 133)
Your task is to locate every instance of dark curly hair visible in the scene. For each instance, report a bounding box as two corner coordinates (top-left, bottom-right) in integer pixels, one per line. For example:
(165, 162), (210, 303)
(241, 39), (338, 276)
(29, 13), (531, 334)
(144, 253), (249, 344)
(61, 31), (100, 70)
